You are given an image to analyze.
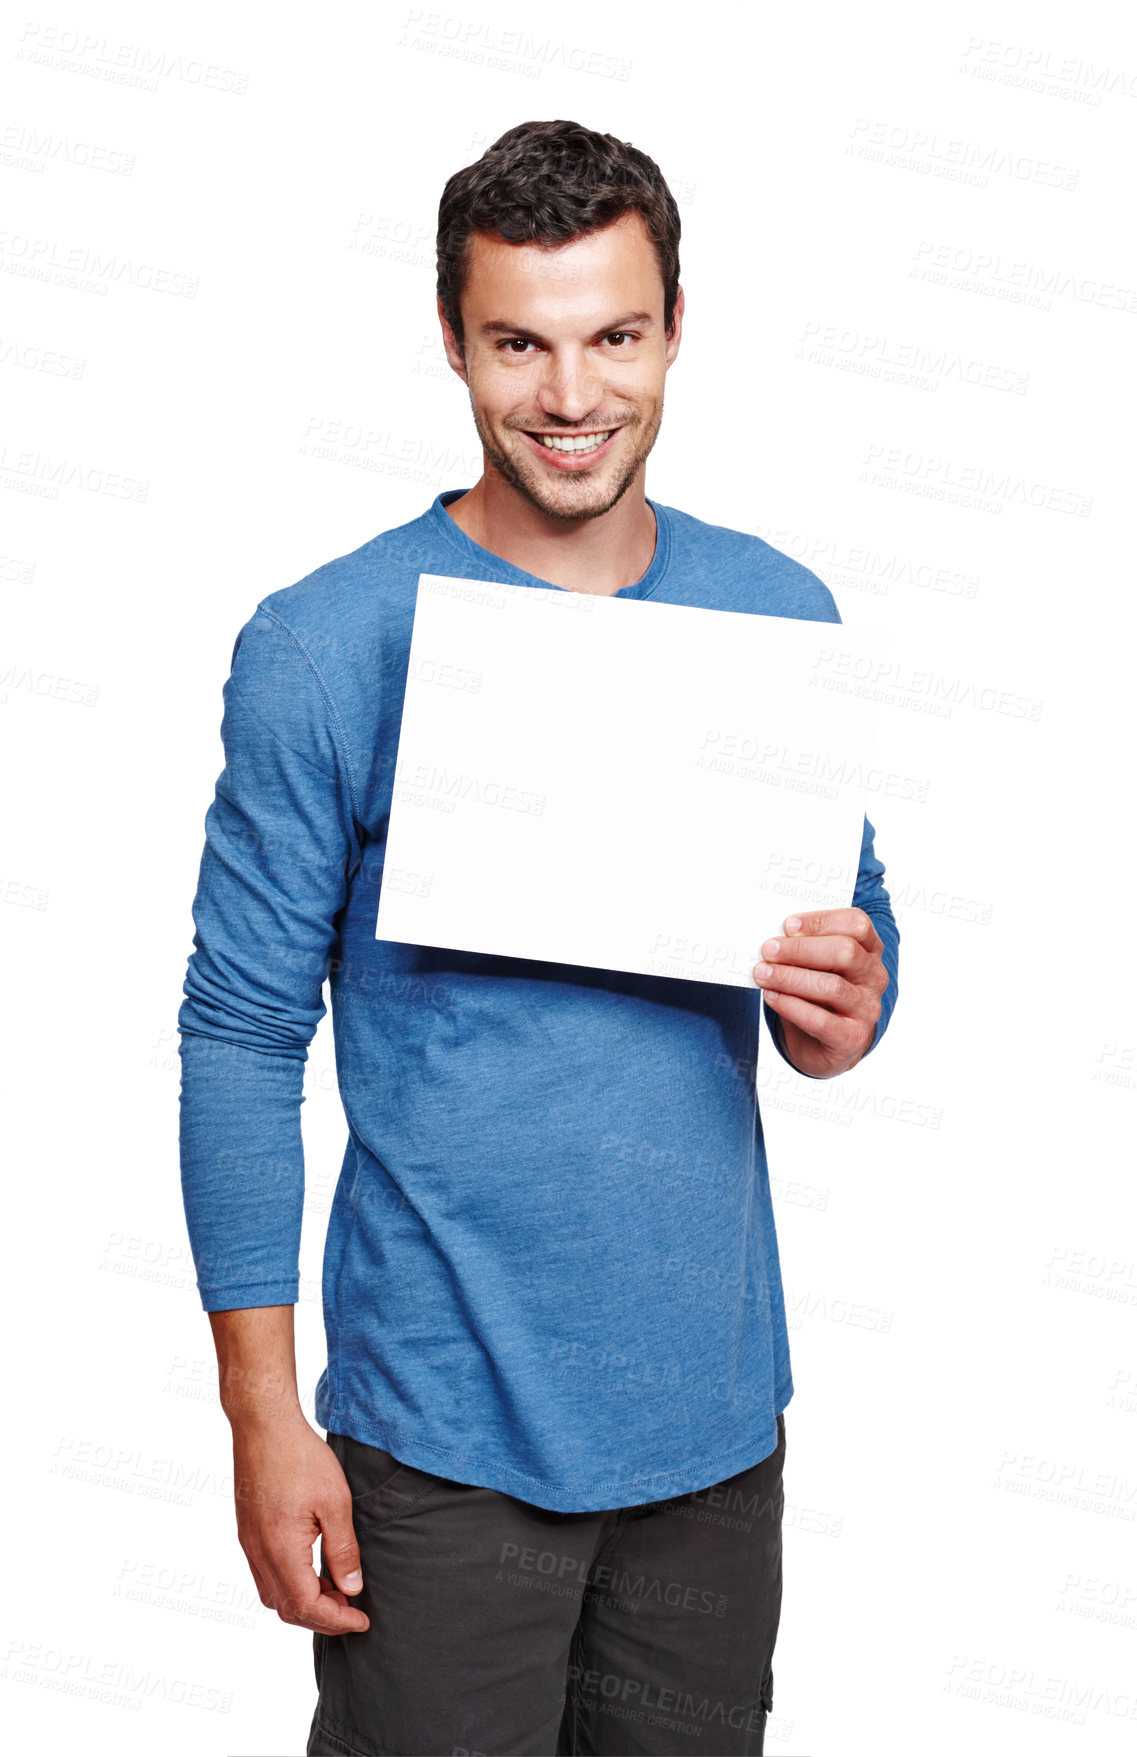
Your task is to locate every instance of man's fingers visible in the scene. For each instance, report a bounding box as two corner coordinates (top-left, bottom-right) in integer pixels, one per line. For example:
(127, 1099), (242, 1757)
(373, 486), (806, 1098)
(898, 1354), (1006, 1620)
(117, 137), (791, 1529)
(755, 962), (861, 1014)
(763, 989), (865, 1053)
(268, 1556), (370, 1634)
(318, 1503), (365, 1598)
(756, 960), (884, 1034)
(781, 907), (882, 954)
(757, 932), (880, 983)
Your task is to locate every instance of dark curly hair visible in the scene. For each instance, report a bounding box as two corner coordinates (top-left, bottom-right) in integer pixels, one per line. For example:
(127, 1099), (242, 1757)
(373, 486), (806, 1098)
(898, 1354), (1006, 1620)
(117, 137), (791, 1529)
(437, 119), (681, 349)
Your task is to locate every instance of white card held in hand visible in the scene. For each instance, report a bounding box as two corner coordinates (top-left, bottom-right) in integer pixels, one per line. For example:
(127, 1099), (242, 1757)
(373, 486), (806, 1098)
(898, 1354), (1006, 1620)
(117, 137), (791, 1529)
(375, 573), (885, 987)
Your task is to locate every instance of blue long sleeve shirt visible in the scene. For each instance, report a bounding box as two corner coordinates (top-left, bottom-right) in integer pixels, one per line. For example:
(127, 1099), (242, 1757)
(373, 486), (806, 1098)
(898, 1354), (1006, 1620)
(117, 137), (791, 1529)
(178, 490), (900, 1513)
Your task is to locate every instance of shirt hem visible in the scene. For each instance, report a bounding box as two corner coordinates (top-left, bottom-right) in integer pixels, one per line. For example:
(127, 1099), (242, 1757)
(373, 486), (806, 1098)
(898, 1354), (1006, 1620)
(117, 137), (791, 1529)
(315, 1381), (793, 1513)
(198, 1279), (299, 1312)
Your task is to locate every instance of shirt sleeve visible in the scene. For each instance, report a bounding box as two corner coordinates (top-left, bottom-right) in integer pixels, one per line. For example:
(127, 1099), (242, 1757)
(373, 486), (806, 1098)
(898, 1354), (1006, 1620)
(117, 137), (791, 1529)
(177, 604), (357, 1312)
(761, 568), (900, 1077)
(764, 811), (900, 1077)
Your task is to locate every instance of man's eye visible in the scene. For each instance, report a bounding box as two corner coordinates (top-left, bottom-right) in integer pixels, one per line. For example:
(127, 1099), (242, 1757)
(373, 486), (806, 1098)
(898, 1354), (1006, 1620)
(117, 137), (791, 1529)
(500, 338), (535, 353)
(606, 332), (632, 346)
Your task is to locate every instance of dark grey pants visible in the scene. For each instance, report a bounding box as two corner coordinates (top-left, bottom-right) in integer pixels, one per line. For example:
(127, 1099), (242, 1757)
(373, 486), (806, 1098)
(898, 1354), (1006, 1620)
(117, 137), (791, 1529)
(306, 1413), (785, 1756)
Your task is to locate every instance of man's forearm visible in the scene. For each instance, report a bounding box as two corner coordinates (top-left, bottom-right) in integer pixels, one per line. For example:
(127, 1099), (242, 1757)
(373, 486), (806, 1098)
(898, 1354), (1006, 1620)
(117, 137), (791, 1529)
(209, 1305), (308, 1428)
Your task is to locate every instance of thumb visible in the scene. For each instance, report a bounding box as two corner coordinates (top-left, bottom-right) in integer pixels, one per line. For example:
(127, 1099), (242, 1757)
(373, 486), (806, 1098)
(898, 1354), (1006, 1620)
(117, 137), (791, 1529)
(318, 1498), (364, 1597)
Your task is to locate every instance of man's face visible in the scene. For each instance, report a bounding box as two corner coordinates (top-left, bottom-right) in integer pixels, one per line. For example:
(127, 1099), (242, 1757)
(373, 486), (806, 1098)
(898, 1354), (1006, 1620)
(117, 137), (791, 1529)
(440, 211), (683, 522)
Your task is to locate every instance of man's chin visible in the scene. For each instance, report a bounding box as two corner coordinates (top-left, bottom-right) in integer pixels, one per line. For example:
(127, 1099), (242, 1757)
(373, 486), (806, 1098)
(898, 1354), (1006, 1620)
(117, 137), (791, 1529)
(506, 457), (640, 523)
(525, 481), (630, 522)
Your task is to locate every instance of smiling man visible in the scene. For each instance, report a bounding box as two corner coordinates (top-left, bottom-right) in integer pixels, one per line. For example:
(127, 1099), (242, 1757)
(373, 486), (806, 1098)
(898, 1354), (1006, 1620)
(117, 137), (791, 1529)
(178, 120), (899, 1756)
(439, 209), (675, 596)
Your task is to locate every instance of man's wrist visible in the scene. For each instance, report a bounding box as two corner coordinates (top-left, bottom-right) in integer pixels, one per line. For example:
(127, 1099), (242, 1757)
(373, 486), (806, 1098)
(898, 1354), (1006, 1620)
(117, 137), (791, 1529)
(209, 1307), (306, 1430)
(222, 1389), (308, 1431)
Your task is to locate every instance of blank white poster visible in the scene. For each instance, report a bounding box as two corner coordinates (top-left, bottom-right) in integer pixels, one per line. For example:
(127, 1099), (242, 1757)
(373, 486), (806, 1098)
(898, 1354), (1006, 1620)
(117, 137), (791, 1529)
(375, 574), (886, 986)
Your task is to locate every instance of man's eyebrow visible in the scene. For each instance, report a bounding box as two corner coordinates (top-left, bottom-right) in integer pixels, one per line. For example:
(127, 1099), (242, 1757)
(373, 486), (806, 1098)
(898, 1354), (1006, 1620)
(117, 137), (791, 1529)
(479, 310), (656, 339)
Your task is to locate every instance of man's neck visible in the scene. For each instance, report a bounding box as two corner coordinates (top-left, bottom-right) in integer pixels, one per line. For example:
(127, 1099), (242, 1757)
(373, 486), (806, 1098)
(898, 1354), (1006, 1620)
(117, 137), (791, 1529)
(443, 468), (657, 596)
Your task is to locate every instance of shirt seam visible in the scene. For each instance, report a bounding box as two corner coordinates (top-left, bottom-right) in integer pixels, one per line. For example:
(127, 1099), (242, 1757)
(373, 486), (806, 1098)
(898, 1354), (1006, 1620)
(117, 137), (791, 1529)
(200, 1276), (298, 1294)
(639, 497), (669, 599)
(253, 603), (362, 831)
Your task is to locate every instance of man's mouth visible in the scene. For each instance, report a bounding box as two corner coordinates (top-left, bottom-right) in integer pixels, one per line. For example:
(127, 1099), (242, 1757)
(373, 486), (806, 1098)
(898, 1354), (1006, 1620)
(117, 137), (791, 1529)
(518, 427), (621, 469)
(529, 429), (614, 454)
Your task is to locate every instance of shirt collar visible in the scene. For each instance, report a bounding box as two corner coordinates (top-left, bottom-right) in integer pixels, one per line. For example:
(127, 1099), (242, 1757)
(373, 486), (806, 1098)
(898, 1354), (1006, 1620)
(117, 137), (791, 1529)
(425, 488), (670, 601)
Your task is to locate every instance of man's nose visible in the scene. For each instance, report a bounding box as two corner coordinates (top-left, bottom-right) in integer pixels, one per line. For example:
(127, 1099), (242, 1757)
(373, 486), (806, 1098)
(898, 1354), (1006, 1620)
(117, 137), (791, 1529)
(535, 348), (605, 424)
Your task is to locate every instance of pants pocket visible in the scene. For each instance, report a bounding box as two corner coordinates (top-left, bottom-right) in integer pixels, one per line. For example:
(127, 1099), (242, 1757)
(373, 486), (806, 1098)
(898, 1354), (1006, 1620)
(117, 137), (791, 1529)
(330, 1432), (447, 1528)
(327, 1432), (408, 1504)
(306, 1714), (372, 1755)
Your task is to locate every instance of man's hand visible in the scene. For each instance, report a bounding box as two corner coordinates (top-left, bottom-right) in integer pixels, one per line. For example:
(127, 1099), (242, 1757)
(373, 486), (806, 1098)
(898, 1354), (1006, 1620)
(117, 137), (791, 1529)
(753, 907), (888, 1079)
(231, 1414), (370, 1634)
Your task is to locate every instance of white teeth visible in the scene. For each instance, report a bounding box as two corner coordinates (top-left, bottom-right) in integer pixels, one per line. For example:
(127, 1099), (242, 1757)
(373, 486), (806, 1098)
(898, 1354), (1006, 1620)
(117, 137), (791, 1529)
(537, 431), (612, 454)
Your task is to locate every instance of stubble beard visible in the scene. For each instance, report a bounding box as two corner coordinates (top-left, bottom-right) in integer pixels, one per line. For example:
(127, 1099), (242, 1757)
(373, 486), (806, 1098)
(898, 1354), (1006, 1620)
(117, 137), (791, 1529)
(467, 393), (664, 523)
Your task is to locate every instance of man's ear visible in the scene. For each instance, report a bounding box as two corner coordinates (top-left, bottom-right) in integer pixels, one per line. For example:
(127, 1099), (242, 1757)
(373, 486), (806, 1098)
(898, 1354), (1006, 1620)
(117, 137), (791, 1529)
(438, 297), (469, 383)
(664, 284), (684, 367)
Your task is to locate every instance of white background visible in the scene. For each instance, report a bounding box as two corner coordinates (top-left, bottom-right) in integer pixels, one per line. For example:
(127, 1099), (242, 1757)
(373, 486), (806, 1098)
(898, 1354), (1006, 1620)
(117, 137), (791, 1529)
(2, 1), (1135, 1751)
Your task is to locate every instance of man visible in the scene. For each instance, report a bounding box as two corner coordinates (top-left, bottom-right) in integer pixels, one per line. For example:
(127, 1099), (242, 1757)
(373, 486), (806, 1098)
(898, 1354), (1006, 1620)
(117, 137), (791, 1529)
(178, 120), (899, 1756)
